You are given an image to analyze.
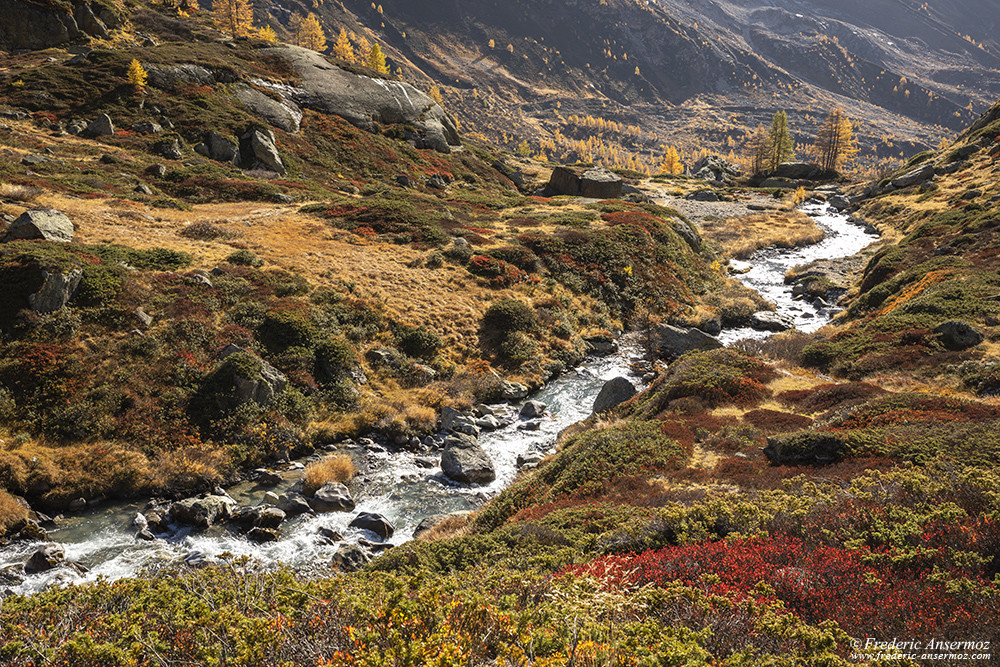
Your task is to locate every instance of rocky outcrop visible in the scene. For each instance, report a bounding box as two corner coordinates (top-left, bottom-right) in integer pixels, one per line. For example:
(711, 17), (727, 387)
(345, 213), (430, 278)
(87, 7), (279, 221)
(28, 269), (83, 314)
(83, 113), (114, 138)
(773, 162), (823, 180)
(235, 126), (285, 175)
(441, 432), (496, 485)
(233, 86), (302, 134)
(693, 155), (740, 182)
(891, 164), (936, 189)
(656, 324), (723, 360)
(593, 376), (637, 414)
(3, 209), (74, 243)
(263, 45), (460, 152)
(0, 0), (119, 51)
(211, 344), (287, 409)
(934, 321), (984, 350)
(194, 131), (237, 163)
(545, 165), (623, 198)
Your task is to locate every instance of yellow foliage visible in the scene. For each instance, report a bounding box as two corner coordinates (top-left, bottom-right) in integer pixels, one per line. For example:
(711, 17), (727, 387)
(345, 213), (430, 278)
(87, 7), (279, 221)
(293, 13), (326, 52)
(367, 43), (389, 75)
(254, 24), (278, 42)
(303, 454), (357, 495)
(428, 84), (443, 106)
(332, 27), (355, 62)
(126, 59), (148, 89)
(212, 0), (254, 37)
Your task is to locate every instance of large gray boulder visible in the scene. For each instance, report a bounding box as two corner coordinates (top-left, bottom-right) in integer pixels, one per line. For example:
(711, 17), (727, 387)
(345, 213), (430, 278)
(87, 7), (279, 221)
(656, 324), (723, 360)
(332, 543), (371, 572)
(693, 155), (740, 182)
(263, 45), (460, 152)
(546, 165), (623, 198)
(169, 494), (236, 529)
(891, 164), (936, 189)
(83, 113), (115, 138)
(28, 269), (83, 314)
(236, 126), (285, 174)
(3, 209), (75, 243)
(194, 131), (237, 163)
(233, 86), (302, 134)
(773, 162), (823, 180)
(593, 376), (637, 414)
(349, 512), (395, 539)
(934, 321), (984, 350)
(215, 344), (287, 408)
(749, 311), (794, 332)
(310, 482), (355, 512)
(441, 432), (496, 485)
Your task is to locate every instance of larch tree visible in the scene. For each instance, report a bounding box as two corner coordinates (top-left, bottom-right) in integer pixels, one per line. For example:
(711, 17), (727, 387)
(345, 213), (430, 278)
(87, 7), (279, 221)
(332, 28), (355, 62)
(126, 59), (148, 91)
(294, 13), (327, 52)
(746, 124), (771, 175)
(814, 107), (859, 173)
(658, 146), (682, 175)
(367, 43), (389, 75)
(768, 110), (795, 172)
(212, 0), (254, 38)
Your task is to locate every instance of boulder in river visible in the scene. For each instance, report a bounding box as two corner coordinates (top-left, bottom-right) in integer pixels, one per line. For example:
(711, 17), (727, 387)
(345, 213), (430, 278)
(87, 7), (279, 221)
(656, 324), (723, 360)
(441, 432), (496, 485)
(24, 544), (65, 574)
(519, 400), (547, 419)
(349, 512), (395, 540)
(593, 376), (637, 414)
(276, 492), (313, 516)
(310, 482), (355, 513)
(169, 494), (236, 529)
(749, 311), (794, 332)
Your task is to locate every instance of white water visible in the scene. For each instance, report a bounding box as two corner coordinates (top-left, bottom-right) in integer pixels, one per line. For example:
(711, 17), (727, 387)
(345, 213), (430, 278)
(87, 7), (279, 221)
(0, 203), (877, 596)
(718, 202), (879, 344)
(1, 339), (646, 596)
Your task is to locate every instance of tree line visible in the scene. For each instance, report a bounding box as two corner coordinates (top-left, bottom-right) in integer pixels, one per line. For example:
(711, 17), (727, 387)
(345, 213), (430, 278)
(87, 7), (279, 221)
(746, 108), (858, 175)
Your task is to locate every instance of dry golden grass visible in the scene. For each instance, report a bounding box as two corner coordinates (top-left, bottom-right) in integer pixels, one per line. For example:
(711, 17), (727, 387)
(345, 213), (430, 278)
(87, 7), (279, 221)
(0, 488), (29, 534)
(701, 210), (824, 259)
(302, 454), (357, 495)
(416, 515), (469, 542)
(0, 183), (43, 203)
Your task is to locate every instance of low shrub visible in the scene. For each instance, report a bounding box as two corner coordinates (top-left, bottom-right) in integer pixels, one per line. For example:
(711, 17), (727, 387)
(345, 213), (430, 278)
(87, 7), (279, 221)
(302, 454), (356, 495)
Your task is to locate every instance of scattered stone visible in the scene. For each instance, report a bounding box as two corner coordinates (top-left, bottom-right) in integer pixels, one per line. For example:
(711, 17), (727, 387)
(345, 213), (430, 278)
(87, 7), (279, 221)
(349, 512), (395, 539)
(310, 482), (355, 512)
(934, 321), (984, 351)
(24, 545), (65, 574)
(183, 552), (215, 568)
(271, 193), (294, 204)
(396, 174), (412, 187)
(499, 380), (529, 401)
(519, 400), (547, 419)
(692, 155), (741, 182)
(687, 189), (719, 202)
(28, 269), (82, 314)
(154, 138), (183, 160)
(414, 456), (437, 469)
(592, 376), (637, 414)
(21, 154), (53, 166)
(254, 468), (283, 486)
(426, 174), (448, 189)
(891, 164), (935, 189)
(827, 195), (851, 211)
(236, 126), (285, 174)
(134, 183), (153, 195)
(749, 311), (795, 332)
(331, 543), (370, 572)
(318, 526), (344, 542)
(193, 131), (237, 162)
(583, 333), (617, 356)
(215, 343), (288, 408)
(412, 513), (452, 539)
(146, 163), (168, 178)
(131, 121), (162, 134)
(84, 113), (114, 138)
(760, 177), (797, 189)
(516, 452), (544, 468)
(656, 324), (723, 360)
(67, 498), (86, 512)
(3, 209), (74, 243)
(275, 492), (313, 516)
(441, 432), (496, 485)
(546, 165), (622, 198)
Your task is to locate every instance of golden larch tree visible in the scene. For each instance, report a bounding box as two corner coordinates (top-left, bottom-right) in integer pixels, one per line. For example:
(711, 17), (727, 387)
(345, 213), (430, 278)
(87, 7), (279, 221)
(332, 28), (355, 62)
(814, 107), (859, 173)
(294, 13), (327, 52)
(428, 85), (443, 105)
(367, 43), (388, 75)
(212, 0), (254, 38)
(126, 59), (148, 90)
(746, 124), (771, 175)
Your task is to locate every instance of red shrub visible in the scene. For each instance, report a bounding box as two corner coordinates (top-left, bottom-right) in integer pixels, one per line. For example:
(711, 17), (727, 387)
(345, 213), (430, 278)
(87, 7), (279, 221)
(467, 255), (528, 288)
(778, 382), (887, 413)
(743, 409), (813, 433)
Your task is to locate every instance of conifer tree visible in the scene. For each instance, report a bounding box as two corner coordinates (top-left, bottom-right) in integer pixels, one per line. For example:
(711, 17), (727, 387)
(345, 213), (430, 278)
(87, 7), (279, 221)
(255, 24), (277, 42)
(332, 28), (355, 62)
(814, 107), (859, 173)
(768, 110), (795, 172)
(428, 85), (443, 105)
(126, 59), (148, 90)
(746, 124), (771, 175)
(212, 0), (254, 38)
(368, 43), (388, 75)
(294, 13), (327, 52)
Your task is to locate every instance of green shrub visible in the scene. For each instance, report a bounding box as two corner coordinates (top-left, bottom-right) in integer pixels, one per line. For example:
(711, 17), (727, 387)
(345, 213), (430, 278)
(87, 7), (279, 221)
(75, 265), (126, 307)
(226, 249), (263, 267)
(483, 299), (537, 335)
(397, 327), (442, 360)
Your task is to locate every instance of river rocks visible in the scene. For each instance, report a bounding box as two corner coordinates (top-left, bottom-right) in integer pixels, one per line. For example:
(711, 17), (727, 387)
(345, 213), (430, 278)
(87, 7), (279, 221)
(584, 333), (617, 356)
(310, 482), (355, 512)
(247, 527), (279, 543)
(254, 468), (283, 486)
(83, 113), (115, 138)
(332, 543), (371, 572)
(275, 492), (313, 516)
(169, 494), (236, 529)
(236, 126), (285, 174)
(593, 376), (637, 414)
(194, 131), (238, 163)
(519, 400), (547, 419)
(264, 45), (459, 152)
(545, 165), (623, 198)
(349, 512), (395, 539)
(67, 498), (86, 512)
(231, 504), (286, 530)
(412, 514), (451, 539)
(656, 324), (723, 360)
(934, 321), (984, 351)
(827, 194), (851, 211)
(28, 269), (83, 314)
(749, 311), (794, 332)
(3, 209), (74, 243)
(891, 164), (935, 189)
(24, 544), (65, 574)
(441, 432), (496, 485)
(500, 380), (529, 400)
(440, 406), (480, 437)
(774, 162), (823, 180)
